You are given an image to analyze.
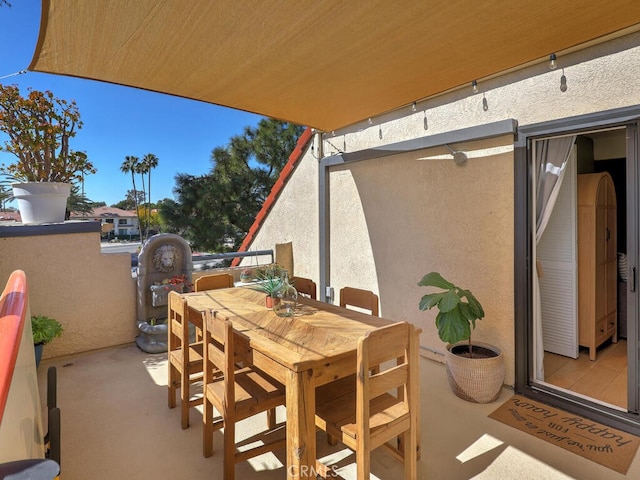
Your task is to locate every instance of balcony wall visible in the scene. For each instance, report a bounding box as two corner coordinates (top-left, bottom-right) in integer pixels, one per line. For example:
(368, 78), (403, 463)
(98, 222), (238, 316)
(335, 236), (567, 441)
(0, 222), (136, 361)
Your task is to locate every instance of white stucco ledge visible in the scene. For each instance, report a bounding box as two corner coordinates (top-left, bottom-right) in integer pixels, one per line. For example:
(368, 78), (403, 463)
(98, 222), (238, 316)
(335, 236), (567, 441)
(0, 221), (101, 238)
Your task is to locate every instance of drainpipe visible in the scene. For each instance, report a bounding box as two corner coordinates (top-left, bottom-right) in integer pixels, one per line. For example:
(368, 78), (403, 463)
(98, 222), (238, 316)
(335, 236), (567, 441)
(317, 131), (331, 303)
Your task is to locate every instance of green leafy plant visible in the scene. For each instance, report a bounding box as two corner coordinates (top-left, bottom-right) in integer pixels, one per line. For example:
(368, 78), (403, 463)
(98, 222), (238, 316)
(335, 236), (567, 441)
(31, 315), (64, 345)
(251, 264), (285, 295)
(0, 85), (96, 183)
(418, 272), (485, 354)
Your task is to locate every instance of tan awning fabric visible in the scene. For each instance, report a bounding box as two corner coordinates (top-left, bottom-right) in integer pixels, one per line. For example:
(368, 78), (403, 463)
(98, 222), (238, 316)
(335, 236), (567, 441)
(29, 0), (640, 132)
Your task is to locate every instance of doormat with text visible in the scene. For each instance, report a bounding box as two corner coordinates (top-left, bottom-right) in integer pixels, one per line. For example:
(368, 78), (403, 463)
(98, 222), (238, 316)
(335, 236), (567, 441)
(489, 395), (640, 474)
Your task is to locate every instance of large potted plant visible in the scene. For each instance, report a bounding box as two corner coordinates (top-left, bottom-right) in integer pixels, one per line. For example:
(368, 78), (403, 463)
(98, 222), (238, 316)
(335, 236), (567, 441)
(31, 315), (63, 368)
(0, 85), (96, 224)
(418, 272), (505, 403)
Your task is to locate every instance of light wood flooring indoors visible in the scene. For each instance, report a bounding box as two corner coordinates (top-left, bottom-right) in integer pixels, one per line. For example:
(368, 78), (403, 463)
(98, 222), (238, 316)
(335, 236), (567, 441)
(544, 339), (628, 409)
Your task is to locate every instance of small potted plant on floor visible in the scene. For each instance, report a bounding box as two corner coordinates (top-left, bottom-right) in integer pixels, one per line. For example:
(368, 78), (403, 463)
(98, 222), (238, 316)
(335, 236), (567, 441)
(418, 272), (505, 403)
(31, 315), (63, 367)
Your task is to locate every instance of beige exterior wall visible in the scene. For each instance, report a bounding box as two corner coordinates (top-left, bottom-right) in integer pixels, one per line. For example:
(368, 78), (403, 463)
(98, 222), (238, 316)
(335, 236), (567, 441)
(248, 141), (321, 282)
(219, 32), (640, 388)
(0, 231), (136, 360)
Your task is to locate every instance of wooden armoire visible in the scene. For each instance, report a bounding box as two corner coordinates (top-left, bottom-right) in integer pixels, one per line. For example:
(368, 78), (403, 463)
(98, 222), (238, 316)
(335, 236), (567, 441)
(577, 172), (617, 361)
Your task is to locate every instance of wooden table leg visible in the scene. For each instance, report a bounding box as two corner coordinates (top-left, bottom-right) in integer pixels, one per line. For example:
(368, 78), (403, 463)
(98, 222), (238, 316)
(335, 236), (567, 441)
(286, 369), (316, 480)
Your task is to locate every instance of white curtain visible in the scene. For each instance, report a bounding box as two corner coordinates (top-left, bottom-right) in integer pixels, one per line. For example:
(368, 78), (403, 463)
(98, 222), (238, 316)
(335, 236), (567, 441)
(533, 135), (576, 381)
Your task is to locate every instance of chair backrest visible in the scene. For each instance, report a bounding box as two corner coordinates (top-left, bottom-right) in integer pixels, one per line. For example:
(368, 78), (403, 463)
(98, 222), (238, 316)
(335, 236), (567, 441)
(275, 241), (294, 278)
(340, 287), (379, 316)
(168, 290), (189, 348)
(203, 310), (235, 405)
(291, 276), (316, 300)
(194, 273), (234, 292)
(357, 321), (416, 442)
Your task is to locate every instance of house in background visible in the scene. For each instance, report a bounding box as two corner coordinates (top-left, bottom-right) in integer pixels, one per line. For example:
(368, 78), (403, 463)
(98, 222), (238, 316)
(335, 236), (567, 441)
(69, 206), (139, 239)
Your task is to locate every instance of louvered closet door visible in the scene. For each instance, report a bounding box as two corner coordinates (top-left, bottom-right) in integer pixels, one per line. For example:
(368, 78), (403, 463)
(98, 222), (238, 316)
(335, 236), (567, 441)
(537, 148), (579, 358)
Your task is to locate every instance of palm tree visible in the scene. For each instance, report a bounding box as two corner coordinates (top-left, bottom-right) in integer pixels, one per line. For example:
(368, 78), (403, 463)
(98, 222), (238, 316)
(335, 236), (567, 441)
(120, 156), (141, 239)
(134, 160), (147, 240)
(142, 153), (159, 240)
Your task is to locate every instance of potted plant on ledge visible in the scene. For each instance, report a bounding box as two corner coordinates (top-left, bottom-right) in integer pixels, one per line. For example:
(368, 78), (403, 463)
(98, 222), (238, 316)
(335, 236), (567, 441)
(0, 85), (96, 224)
(31, 315), (63, 368)
(418, 271), (505, 403)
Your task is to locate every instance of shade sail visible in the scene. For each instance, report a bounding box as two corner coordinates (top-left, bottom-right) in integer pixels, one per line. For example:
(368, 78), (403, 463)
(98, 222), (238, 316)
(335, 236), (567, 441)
(29, 0), (640, 132)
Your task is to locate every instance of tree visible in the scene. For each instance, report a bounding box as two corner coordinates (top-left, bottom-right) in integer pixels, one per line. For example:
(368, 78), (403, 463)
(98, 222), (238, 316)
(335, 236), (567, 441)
(0, 184), (10, 211)
(120, 155), (141, 237)
(141, 153), (159, 240)
(0, 85), (96, 183)
(65, 184), (93, 219)
(161, 119), (304, 251)
(112, 190), (145, 210)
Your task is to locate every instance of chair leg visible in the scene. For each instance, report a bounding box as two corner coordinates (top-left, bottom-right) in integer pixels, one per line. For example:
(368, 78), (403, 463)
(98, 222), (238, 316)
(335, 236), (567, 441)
(267, 408), (276, 430)
(168, 363), (178, 409)
(181, 370), (190, 429)
(224, 414), (235, 480)
(403, 428), (417, 480)
(326, 434), (338, 446)
(356, 442), (370, 480)
(203, 396), (214, 458)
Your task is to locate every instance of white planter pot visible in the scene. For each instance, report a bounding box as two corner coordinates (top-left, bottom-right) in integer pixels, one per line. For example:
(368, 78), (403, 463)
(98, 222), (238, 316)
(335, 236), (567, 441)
(12, 182), (71, 224)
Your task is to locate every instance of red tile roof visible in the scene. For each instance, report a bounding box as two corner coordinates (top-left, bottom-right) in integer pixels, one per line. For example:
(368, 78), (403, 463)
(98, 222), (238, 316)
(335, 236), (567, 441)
(69, 206), (137, 218)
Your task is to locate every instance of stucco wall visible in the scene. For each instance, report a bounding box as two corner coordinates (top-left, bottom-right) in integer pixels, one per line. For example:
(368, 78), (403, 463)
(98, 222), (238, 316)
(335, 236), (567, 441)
(248, 140), (320, 282)
(233, 31), (640, 388)
(0, 230), (136, 359)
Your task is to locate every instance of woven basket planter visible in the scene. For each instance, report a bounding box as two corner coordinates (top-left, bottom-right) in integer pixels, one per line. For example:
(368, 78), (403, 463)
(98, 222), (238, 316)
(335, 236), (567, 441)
(445, 341), (505, 403)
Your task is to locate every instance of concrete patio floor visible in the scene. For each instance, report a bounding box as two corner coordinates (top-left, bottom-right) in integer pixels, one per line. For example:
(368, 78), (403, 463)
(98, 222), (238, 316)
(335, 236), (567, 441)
(37, 344), (640, 479)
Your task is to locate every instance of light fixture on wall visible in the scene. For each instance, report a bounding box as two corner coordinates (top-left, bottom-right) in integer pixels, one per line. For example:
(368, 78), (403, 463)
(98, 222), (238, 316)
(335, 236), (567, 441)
(549, 53), (557, 70)
(482, 94), (489, 111)
(560, 69), (567, 92)
(444, 144), (468, 166)
(471, 80), (478, 94)
(423, 111), (428, 130)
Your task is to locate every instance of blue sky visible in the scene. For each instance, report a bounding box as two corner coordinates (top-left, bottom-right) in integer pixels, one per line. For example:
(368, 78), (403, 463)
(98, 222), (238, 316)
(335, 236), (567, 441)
(0, 0), (263, 207)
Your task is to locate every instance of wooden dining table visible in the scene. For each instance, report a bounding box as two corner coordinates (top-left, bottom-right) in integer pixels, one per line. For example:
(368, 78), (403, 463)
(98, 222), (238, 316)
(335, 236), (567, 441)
(181, 286), (419, 479)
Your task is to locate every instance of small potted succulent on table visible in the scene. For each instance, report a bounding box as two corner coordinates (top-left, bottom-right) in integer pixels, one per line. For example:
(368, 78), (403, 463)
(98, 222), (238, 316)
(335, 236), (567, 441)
(31, 315), (63, 367)
(252, 264), (285, 308)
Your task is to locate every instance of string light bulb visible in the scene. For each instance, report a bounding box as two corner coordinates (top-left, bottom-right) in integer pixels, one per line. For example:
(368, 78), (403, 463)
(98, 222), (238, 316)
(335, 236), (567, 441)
(549, 53), (557, 70)
(471, 80), (478, 94)
(412, 101), (417, 112)
(560, 69), (567, 92)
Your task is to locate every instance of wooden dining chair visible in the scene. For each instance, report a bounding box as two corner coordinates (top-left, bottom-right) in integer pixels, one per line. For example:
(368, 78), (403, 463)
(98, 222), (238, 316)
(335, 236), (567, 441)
(340, 286), (379, 316)
(202, 310), (286, 479)
(167, 290), (204, 429)
(291, 276), (317, 300)
(194, 273), (235, 292)
(314, 321), (418, 480)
